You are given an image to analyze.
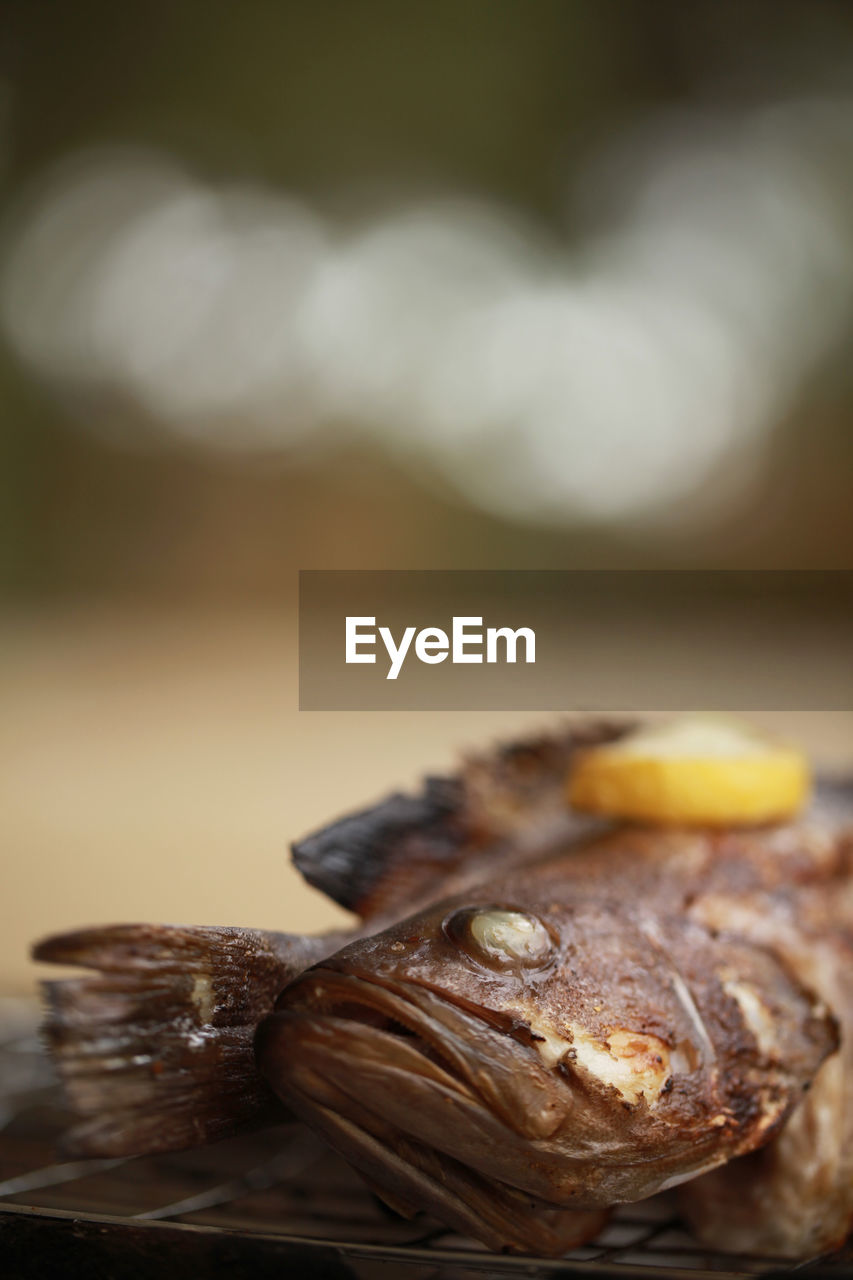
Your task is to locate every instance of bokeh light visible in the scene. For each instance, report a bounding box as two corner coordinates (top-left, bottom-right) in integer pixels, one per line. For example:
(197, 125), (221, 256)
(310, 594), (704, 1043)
(4, 94), (852, 525)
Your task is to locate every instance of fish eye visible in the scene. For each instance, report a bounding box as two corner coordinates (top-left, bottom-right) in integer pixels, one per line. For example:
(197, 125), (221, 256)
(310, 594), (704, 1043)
(444, 907), (555, 970)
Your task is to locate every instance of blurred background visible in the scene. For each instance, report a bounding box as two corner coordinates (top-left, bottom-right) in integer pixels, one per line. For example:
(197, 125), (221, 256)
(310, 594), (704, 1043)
(2, 1), (853, 993)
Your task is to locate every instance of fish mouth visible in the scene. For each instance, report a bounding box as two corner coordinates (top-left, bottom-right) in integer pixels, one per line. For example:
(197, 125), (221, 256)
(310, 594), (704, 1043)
(255, 966), (603, 1252)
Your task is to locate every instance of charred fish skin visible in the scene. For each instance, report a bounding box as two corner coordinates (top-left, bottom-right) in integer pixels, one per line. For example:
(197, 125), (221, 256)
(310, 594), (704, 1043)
(678, 858), (853, 1257)
(291, 722), (630, 920)
(257, 826), (840, 1254)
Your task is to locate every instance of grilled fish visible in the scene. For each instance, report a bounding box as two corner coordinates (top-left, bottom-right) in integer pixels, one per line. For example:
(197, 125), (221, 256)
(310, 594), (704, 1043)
(33, 724), (853, 1257)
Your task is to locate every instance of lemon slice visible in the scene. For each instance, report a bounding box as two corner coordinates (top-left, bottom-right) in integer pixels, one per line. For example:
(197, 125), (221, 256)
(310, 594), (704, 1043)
(567, 717), (810, 826)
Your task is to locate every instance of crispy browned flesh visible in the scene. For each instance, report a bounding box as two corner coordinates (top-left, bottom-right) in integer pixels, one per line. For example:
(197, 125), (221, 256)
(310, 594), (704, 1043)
(261, 793), (852, 1255)
(32, 924), (346, 1155)
(679, 857), (853, 1257)
(291, 721), (631, 920)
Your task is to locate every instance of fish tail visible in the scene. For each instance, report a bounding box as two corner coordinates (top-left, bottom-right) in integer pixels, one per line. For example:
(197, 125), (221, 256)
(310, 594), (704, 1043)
(32, 923), (324, 1157)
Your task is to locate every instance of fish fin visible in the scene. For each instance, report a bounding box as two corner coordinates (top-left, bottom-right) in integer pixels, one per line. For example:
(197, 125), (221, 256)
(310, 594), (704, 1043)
(33, 923), (327, 1157)
(291, 721), (630, 919)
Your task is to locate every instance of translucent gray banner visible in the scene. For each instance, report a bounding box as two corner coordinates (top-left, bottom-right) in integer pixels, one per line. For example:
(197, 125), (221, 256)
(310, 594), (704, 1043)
(299, 571), (853, 710)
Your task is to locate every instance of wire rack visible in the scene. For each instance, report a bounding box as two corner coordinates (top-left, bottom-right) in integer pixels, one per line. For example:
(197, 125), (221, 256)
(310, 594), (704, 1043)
(0, 997), (849, 1280)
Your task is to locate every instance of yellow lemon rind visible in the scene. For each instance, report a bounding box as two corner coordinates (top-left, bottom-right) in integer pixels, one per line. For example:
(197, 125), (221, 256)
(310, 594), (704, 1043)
(567, 750), (809, 826)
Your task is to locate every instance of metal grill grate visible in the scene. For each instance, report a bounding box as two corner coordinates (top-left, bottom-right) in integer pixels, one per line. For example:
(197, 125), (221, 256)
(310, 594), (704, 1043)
(0, 998), (848, 1279)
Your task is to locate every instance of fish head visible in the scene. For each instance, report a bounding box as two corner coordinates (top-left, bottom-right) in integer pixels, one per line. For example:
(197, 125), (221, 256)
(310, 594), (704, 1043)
(256, 889), (837, 1251)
